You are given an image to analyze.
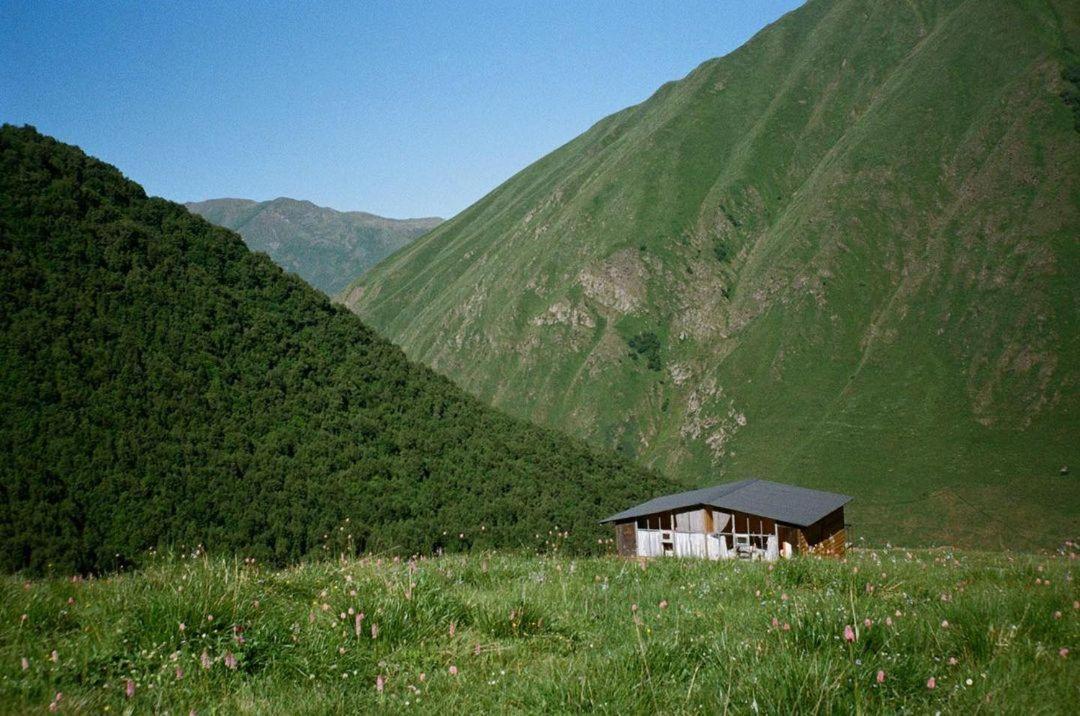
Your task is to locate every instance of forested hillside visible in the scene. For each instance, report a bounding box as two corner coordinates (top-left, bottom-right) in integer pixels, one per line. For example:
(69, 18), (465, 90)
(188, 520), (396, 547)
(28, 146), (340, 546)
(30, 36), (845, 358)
(0, 125), (671, 574)
(186, 198), (440, 295)
(346, 0), (1080, 548)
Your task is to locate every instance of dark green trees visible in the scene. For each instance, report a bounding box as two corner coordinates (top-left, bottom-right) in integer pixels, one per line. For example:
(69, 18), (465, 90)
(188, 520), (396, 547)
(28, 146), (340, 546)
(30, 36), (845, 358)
(0, 126), (672, 574)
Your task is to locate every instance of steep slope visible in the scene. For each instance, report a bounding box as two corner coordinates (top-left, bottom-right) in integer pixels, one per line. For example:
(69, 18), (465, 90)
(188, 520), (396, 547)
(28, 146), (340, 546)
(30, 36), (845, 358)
(186, 197), (440, 295)
(346, 0), (1080, 548)
(0, 125), (671, 574)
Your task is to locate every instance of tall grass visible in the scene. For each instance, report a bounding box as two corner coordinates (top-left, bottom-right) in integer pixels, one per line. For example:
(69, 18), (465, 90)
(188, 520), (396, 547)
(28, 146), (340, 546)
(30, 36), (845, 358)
(1, 546), (1076, 713)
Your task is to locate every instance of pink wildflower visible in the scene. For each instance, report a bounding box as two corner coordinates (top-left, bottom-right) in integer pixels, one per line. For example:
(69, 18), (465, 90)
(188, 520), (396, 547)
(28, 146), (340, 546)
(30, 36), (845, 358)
(224, 651), (237, 670)
(782, 622), (791, 631)
(355, 613), (363, 637)
(771, 617), (780, 628)
(179, 622), (186, 632)
(48, 693), (61, 712)
(885, 617), (893, 627)
(864, 618), (872, 628)
(926, 677), (936, 689)
(631, 603), (638, 612)
(200, 651), (212, 670)
(844, 624), (856, 642)
(450, 621), (456, 637)
(1061, 648), (1070, 659)
(449, 665), (458, 676)
(376, 675), (385, 693)
(125, 679), (136, 699)
(659, 600), (669, 609)
(876, 670), (886, 684)
(948, 656), (958, 665)
(50, 650), (58, 663)
(371, 623), (379, 639)
(175, 666), (184, 679)
(21, 657), (29, 670)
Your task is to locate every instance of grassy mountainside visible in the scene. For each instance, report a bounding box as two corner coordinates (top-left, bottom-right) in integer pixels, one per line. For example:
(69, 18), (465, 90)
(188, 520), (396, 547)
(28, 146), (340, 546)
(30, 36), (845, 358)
(0, 125), (670, 574)
(2, 548), (1077, 712)
(346, 0), (1080, 549)
(185, 197), (440, 295)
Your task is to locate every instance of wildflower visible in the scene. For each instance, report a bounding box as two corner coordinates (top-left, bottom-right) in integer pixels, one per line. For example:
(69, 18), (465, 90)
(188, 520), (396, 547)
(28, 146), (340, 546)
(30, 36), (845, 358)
(844, 625), (856, 642)
(48, 693), (61, 712)
(659, 600), (669, 609)
(926, 677), (936, 689)
(207, 614), (214, 622)
(965, 678), (973, 686)
(631, 604), (638, 613)
(376, 675), (385, 693)
(864, 618), (872, 628)
(474, 643), (482, 655)
(449, 665), (458, 676)
(21, 657), (29, 670)
(20, 613), (27, 624)
(371, 623), (379, 639)
(179, 622), (186, 632)
(771, 617), (780, 628)
(450, 621), (456, 637)
(125, 679), (136, 699)
(782, 622), (791, 631)
(66, 597), (75, 606)
(1061, 648), (1069, 658)
(876, 670), (885, 683)
(948, 657), (958, 665)
(419, 672), (426, 682)
(50, 650), (58, 663)
(175, 666), (184, 680)
(781, 593), (789, 601)
(1054, 611), (1062, 619)
(224, 651), (237, 669)
(885, 617), (893, 627)
(941, 620), (949, 628)
(355, 613), (363, 637)
(200, 651), (212, 669)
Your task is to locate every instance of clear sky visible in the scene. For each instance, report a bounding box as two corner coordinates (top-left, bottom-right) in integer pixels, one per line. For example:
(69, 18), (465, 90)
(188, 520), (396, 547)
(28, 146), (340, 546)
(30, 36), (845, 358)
(2, 1), (802, 219)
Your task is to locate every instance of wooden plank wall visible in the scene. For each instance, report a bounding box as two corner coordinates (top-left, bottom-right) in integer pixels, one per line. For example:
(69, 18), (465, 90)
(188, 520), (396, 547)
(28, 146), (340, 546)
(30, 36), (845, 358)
(615, 523), (637, 557)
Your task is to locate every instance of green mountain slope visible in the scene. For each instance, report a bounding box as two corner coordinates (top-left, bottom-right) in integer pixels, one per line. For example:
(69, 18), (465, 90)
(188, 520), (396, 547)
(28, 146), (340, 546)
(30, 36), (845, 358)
(0, 125), (670, 574)
(186, 197), (440, 295)
(346, 0), (1080, 549)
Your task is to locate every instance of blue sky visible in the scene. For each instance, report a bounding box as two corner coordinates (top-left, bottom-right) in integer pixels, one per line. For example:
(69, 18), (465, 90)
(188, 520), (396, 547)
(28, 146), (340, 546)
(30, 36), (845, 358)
(2, 1), (802, 218)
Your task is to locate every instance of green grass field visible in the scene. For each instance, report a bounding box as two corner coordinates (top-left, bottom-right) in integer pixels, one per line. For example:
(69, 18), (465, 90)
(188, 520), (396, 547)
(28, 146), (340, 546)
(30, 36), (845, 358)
(3, 546), (1076, 713)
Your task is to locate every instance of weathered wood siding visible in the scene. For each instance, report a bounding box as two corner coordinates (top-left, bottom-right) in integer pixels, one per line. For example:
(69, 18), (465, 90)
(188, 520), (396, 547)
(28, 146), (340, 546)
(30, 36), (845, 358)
(615, 522), (637, 557)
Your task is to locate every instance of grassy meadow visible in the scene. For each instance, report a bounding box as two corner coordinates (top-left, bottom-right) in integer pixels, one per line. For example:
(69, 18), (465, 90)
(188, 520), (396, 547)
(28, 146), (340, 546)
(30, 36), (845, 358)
(2, 545), (1077, 714)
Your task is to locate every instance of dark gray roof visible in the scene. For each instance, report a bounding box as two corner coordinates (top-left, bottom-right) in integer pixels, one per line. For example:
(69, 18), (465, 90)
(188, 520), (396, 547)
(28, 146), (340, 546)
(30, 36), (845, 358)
(600, 479), (851, 527)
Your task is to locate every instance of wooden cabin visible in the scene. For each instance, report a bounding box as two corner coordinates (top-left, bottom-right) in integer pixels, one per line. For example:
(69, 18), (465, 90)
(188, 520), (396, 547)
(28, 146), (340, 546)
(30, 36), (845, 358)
(601, 479), (851, 561)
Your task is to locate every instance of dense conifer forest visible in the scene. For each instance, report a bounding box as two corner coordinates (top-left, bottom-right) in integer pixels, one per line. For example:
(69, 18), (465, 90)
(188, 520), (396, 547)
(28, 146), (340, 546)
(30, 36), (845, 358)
(0, 125), (672, 574)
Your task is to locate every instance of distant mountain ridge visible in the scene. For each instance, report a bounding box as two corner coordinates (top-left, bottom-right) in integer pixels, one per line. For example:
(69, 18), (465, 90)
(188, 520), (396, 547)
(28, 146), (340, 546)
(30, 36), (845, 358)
(186, 197), (440, 294)
(346, 0), (1080, 549)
